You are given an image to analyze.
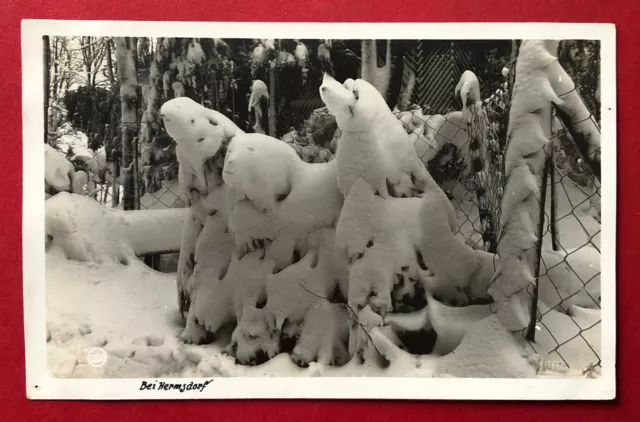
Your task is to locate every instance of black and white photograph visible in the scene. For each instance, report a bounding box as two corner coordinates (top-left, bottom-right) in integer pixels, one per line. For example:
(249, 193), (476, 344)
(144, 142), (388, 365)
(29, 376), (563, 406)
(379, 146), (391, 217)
(23, 21), (616, 400)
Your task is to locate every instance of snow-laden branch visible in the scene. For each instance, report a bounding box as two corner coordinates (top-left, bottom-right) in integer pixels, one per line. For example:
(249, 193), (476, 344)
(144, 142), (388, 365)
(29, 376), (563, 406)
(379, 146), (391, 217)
(488, 40), (561, 332)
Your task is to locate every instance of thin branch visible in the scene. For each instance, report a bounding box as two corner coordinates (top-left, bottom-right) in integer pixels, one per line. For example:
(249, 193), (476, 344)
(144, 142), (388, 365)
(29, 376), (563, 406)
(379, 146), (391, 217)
(67, 39), (103, 52)
(298, 281), (388, 365)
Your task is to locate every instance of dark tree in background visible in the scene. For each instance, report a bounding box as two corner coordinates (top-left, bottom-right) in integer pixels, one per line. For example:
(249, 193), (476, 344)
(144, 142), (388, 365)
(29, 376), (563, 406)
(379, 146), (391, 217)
(63, 86), (120, 151)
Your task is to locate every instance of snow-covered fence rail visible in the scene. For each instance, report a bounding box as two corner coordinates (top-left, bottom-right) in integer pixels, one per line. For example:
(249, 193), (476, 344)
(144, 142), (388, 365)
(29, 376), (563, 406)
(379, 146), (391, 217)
(46, 193), (186, 262)
(124, 208), (187, 255)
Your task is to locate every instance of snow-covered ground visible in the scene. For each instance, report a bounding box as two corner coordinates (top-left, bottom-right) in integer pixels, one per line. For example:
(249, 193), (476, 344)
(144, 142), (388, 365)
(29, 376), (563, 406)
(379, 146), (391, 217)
(44, 172), (601, 379)
(46, 249), (540, 378)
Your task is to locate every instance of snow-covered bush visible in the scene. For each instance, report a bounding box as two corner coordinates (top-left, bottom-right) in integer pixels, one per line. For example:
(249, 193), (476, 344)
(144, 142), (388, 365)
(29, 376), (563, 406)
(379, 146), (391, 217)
(168, 75), (518, 368)
(156, 71), (537, 370)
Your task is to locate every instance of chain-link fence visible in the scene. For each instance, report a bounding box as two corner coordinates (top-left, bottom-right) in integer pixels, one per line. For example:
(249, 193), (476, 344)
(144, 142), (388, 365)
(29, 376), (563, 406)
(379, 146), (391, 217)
(50, 135), (188, 211)
(517, 99), (602, 378)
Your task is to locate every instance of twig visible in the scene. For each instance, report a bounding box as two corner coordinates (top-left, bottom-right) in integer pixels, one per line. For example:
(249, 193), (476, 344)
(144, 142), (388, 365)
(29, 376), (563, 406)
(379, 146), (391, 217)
(66, 39), (104, 52)
(298, 282), (389, 365)
(343, 48), (361, 61)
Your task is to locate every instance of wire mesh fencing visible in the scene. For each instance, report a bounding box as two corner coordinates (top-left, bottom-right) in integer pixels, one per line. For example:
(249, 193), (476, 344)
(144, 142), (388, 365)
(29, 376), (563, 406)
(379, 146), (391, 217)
(56, 135), (188, 211)
(516, 105), (602, 378)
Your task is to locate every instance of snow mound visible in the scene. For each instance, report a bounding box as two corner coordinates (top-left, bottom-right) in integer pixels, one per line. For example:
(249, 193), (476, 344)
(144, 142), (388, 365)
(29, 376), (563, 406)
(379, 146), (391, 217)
(427, 295), (493, 356)
(370, 315), (537, 378)
(223, 133), (343, 266)
(46, 193), (133, 263)
(45, 144), (74, 192)
(437, 315), (537, 378)
(538, 245), (601, 311)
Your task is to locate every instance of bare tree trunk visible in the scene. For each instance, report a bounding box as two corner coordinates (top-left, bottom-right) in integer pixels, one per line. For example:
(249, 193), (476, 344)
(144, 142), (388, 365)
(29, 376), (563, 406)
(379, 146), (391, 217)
(131, 38), (143, 210)
(361, 40), (391, 101)
(51, 38), (59, 102)
(82, 37), (94, 89)
(43, 36), (51, 144)
(386, 41), (415, 110)
(112, 39), (119, 77)
(210, 70), (218, 110)
(115, 37), (139, 211)
(110, 113), (121, 208)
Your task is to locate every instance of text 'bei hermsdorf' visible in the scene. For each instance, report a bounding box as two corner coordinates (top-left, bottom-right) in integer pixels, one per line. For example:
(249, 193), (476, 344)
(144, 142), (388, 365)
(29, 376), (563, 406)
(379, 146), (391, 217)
(139, 380), (213, 393)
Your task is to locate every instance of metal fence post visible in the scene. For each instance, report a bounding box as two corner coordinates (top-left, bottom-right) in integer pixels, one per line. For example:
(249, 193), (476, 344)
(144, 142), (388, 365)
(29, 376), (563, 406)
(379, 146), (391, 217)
(526, 150), (552, 342)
